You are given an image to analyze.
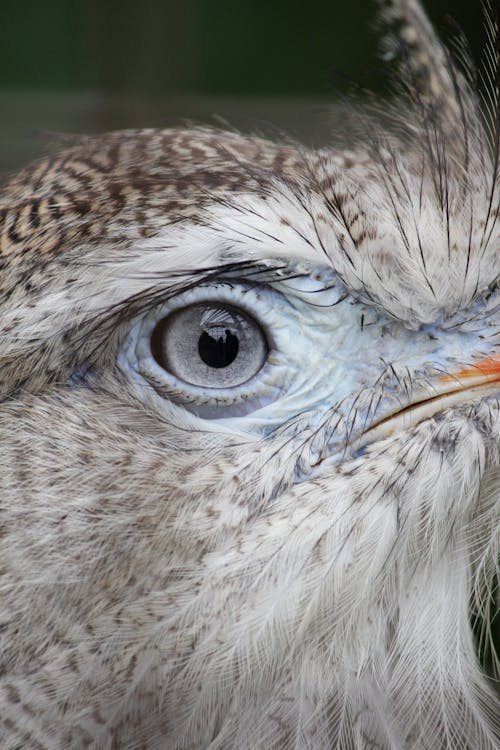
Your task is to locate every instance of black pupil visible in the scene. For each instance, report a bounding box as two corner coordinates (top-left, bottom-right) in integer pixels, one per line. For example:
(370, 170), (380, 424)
(198, 329), (239, 368)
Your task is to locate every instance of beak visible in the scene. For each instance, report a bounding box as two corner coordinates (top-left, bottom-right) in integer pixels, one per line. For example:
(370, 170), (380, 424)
(359, 354), (500, 446)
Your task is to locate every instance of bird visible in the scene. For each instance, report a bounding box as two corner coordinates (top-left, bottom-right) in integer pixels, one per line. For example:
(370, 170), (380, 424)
(0, 0), (498, 748)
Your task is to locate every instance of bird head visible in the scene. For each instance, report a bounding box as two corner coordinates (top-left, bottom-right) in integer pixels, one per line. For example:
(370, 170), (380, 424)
(0, 1), (498, 748)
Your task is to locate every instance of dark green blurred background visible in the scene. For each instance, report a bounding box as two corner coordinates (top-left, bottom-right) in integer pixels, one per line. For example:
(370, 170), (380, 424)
(0, 0), (485, 174)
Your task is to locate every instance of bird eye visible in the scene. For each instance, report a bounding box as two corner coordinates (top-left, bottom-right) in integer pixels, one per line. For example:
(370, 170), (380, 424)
(121, 282), (289, 419)
(150, 302), (268, 388)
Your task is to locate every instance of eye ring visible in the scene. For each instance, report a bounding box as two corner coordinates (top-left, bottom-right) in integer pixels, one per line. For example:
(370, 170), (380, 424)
(120, 281), (288, 419)
(149, 301), (269, 389)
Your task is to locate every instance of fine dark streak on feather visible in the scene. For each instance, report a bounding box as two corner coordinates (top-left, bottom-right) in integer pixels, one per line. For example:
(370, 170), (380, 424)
(463, 199), (475, 296)
(360, 387), (384, 436)
(310, 167), (358, 267)
(392, 35), (446, 209)
(367, 135), (413, 255)
(286, 170), (335, 261)
(290, 199), (325, 253)
(286, 292), (351, 310)
(385, 141), (438, 297)
(479, 1), (500, 256)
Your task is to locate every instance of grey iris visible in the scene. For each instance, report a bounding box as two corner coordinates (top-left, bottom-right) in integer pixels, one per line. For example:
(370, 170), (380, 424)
(151, 302), (268, 388)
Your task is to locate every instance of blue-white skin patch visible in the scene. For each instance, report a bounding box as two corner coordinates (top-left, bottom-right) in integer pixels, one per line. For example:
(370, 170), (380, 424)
(117, 266), (499, 466)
